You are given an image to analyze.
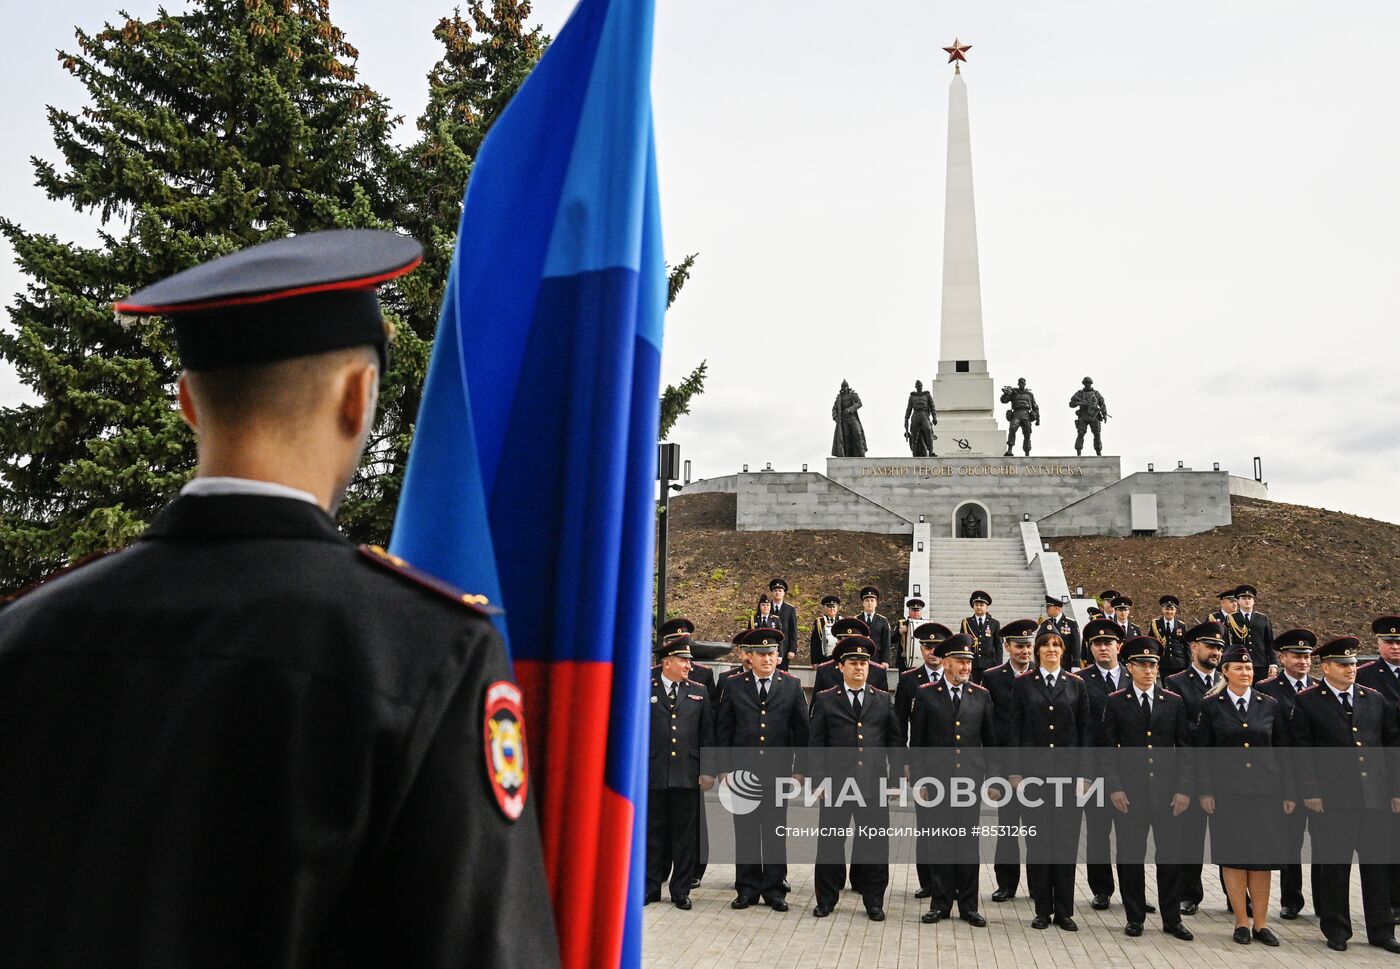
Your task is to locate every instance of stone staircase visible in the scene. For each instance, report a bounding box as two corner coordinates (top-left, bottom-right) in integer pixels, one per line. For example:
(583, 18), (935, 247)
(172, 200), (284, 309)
(922, 536), (1050, 630)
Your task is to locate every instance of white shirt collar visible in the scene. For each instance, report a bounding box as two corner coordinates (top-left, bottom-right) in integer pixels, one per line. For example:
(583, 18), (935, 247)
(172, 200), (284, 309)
(1289, 675), (1309, 691)
(1386, 662), (1400, 675)
(1134, 685), (1153, 704)
(1228, 687), (1253, 706)
(182, 476), (319, 506)
(1039, 666), (1061, 681)
(1326, 681), (1354, 703)
(661, 672), (685, 687)
(923, 664), (941, 679)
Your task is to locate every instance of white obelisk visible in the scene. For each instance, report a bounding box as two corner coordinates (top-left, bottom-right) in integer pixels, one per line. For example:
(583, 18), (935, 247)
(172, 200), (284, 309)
(930, 44), (1004, 456)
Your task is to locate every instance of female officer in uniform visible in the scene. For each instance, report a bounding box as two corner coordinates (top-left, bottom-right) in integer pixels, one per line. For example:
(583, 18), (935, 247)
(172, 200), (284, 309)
(1195, 645), (1296, 946)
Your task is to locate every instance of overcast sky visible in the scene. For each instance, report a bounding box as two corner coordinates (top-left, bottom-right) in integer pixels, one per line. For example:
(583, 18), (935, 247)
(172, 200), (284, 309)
(3, 0), (1398, 523)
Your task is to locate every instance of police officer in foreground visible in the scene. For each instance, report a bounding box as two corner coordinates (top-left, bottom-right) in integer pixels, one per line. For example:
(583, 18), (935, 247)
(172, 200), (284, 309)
(1359, 615), (1400, 920)
(1254, 628), (1318, 920)
(962, 590), (1002, 683)
(812, 617), (871, 697)
(646, 636), (716, 909)
(1080, 618), (1127, 911)
(716, 627), (808, 912)
(1291, 635), (1400, 953)
(659, 616), (715, 696)
(1099, 638), (1194, 941)
(655, 616), (715, 889)
(1038, 595), (1081, 668)
(897, 621), (952, 899)
(809, 635), (903, 921)
(984, 618), (1038, 902)
(1148, 595), (1190, 676)
(909, 633), (994, 927)
(0, 231), (560, 967)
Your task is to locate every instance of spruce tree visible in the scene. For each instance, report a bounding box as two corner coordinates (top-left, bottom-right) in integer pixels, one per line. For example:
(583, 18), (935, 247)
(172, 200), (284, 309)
(0, 0), (398, 592)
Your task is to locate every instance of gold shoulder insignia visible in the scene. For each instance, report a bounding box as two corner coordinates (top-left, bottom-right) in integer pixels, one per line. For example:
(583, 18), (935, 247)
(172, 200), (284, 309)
(358, 545), (501, 616)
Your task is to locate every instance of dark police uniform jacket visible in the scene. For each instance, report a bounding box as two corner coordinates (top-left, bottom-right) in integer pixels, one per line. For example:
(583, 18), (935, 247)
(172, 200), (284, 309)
(857, 612), (893, 666)
(1165, 666), (1218, 729)
(773, 601), (799, 668)
(808, 684), (904, 790)
(649, 675), (715, 789)
(1099, 686), (1193, 804)
(717, 669), (808, 774)
(1290, 682), (1400, 810)
(1255, 673), (1312, 744)
(1080, 664), (1128, 744)
(981, 661), (1030, 747)
(1221, 611), (1277, 671)
(809, 613), (841, 665)
(1038, 615), (1081, 668)
(1147, 617), (1190, 676)
(1007, 668), (1092, 749)
(653, 661), (715, 701)
(0, 494), (559, 968)
(907, 680), (996, 780)
(1357, 659), (1400, 704)
(961, 614), (1002, 681)
(1192, 689), (1291, 798)
(812, 659), (842, 701)
(895, 664), (942, 735)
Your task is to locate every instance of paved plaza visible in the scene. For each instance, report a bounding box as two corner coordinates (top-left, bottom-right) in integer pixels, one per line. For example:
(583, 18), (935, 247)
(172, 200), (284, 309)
(644, 863), (1393, 968)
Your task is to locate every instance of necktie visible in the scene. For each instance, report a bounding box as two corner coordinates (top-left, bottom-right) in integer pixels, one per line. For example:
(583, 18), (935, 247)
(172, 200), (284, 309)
(1237, 697), (1247, 716)
(951, 686), (962, 710)
(667, 682), (677, 704)
(850, 689), (862, 717)
(1045, 674), (1055, 691)
(1107, 670), (1117, 690)
(758, 678), (769, 702)
(1340, 691), (1353, 717)
(1140, 692), (1151, 715)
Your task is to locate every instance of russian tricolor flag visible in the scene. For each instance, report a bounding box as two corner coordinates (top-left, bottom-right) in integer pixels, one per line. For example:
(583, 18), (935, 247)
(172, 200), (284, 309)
(389, 0), (663, 966)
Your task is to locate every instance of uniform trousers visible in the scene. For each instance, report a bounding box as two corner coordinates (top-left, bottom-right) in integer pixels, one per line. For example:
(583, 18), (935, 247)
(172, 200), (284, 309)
(1025, 801), (1078, 919)
(924, 802), (981, 915)
(1278, 805), (1313, 911)
(1084, 802), (1116, 897)
(1312, 806), (1394, 945)
(993, 800), (1024, 894)
(733, 776), (789, 901)
(814, 798), (890, 910)
(646, 788), (700, 901)
(1176, 799), (1208, 905)
(1114, 805), (1183, 927)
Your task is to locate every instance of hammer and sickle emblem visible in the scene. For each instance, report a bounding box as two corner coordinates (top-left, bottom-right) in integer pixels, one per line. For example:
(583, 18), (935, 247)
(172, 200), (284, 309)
(955, 438), (972, 450)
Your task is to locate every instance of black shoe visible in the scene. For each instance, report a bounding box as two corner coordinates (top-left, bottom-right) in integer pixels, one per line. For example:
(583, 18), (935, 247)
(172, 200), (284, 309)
(961, 911), (988, 928)
(813, 904), (832, 918)
(1392, 907), (1400, 925)
(782, 879), (792, 893)
(1233, 927), (1252, 945)
(1125, 923), (1143, 937)
(689, 877), (702, 890)
(1179, 900), (1199, 916)
(672, 896), (692, 910)
(1280, 905), (1299, 920)
(644, 892), (660, 906)
(1145, 903), (1156, 914)
(731, 895), (756, 910)
(1056, 916), (1079, 932)
(921, 909), (947, 924)
(1031, 915), (1051, 930)
(867, 907), (886, 922)
(1329, 939), (1349, 952)
(766, 897), (789, 913)
(1164, 923), (1194, 941)
(992, 888), (1017, 903)
(915, 887), (933, 899)
(1370, 938), (1400, 953)
(1252, 927), (1279, 946)
(1091, 894), (1110, 910)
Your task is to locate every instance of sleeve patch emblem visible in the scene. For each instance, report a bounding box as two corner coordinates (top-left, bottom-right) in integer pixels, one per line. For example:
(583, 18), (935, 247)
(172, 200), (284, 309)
(484, 680), (529, 822)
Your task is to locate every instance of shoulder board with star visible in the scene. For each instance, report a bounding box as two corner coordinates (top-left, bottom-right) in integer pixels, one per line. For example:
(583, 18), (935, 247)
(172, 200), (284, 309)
(778, 670), (799, 680)
(358, 545), (500, 616)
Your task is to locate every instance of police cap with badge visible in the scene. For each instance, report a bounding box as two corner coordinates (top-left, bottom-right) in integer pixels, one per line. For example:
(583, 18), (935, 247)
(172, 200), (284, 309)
(1000, 618), (1038, 643)
(115, 229), (422, 373)
(1122, 636), (1162, 664)
(935, 633), (977, 661)
(834, 636), (877, 663)
(1273, 628), (1317, 653)
(913, 622), (954, 645)
(1314, 636), (1361, 664)
(1373, 616), (1400, 641)
(740, 628), (784, 651)
(656, 635), (695, 661)
(1084, 618), (1125, 643)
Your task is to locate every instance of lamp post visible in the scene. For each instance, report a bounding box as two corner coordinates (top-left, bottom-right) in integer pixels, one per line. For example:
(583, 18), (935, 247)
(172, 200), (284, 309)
(656, 443), (682, 642)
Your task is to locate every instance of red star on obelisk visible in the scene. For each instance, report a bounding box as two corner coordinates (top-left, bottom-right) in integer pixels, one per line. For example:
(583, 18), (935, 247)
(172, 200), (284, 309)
(943, 38), (972, 73)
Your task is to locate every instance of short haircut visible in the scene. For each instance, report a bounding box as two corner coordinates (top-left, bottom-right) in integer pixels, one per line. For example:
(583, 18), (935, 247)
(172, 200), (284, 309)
(185, 345), (378, 430)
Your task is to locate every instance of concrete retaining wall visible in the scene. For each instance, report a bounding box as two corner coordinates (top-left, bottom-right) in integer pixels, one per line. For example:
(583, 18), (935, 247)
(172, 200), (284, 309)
(679, 475), (739, 495)
(1229, 476), (1270, 500)
(1037, 470), (1232, 538)
(735, 472), (912, 534)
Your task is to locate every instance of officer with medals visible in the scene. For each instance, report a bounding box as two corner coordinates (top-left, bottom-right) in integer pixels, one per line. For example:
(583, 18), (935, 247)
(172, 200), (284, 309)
(655, 616), (714, 890)
(896, 621), (952, 899)
(1291, 635), (1400, 953)
(984, 618), (1038, 902)
(646, 636), (716, 909)
(1164, 621), (1226, 916)
(1007, 627), (1092, 931)
(894, 597), (928, 670)
(1148, 595), (1190, 677)
(855, 585), (893, 671)
(1080, 618), (1128, 912)
(962, 590), (1002, 683)
(809, 594), (842, 665)
(809, 635), (904, 921)
(0, 231), (560, 967)
(909, 633), (994, 927)
(1231, 584), (1278, 682)
(1255, 628), (1319, 920)
(1358, 615), (1400, 920)
(1099, 637), (1195, 941)
(716, 627), (808, 912)
(659, 617), (715, 696)
(1038, 595), (1081, 668)
(811, 617), (871, 698)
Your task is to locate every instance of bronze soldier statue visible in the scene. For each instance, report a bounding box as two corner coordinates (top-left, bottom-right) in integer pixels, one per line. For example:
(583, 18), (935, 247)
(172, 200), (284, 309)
(1069, 376), (1109, 456)
(831, 380), (868, 458)
(904, 380), (938, 457)
(1001, 378), (1039, 457)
